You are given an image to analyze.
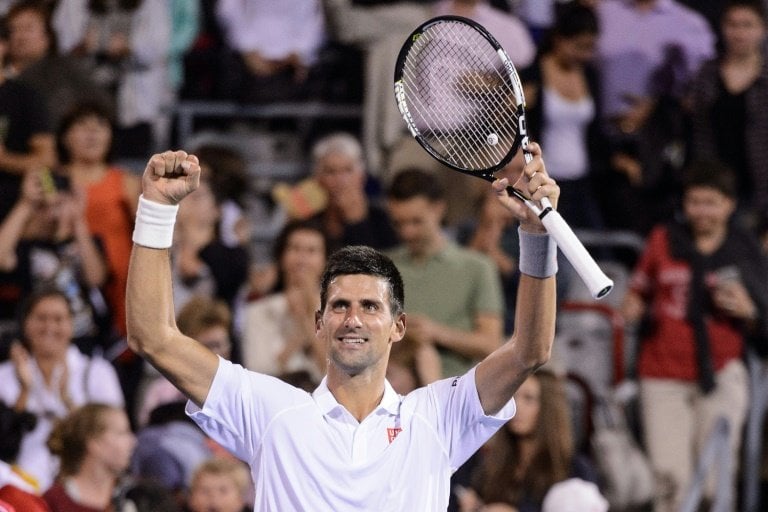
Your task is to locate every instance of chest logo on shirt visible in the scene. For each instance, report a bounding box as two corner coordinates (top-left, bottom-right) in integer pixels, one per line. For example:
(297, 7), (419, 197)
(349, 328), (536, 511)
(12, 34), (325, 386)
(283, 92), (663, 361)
(387, 427), (402, 443)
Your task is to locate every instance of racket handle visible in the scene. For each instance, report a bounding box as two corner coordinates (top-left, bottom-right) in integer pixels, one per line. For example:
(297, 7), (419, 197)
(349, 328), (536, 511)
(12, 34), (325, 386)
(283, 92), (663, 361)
(539, 209), (613, 299)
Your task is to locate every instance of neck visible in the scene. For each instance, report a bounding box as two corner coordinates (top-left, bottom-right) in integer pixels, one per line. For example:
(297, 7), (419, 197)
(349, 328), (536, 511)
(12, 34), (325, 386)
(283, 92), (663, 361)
(69, 462), (116, 509)
(410, 232), (446, 262)
(69, 161), (108, 180)
(695, 228), (727, 255)
(327, 364), (387, 422)
(725, 50), (762, 67)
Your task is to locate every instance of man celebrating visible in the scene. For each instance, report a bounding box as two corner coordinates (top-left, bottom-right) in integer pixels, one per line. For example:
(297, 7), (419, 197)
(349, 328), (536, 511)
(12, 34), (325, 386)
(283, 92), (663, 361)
(126, 143), (558, 510)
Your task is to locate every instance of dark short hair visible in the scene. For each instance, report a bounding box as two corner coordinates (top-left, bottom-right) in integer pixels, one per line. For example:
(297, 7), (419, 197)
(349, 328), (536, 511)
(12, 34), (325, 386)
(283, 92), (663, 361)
(56, 102), (115, 164)
(724, 0), (767, 24)
(386, 168), (444, 202)
(17, 287), (72, 342)
(682, 159), (738, 199)
(320, 246), (404, 316)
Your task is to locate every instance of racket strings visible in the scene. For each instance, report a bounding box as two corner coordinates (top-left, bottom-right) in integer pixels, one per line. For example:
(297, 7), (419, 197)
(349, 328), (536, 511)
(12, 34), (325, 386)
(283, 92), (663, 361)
(399, 21), (520, 171)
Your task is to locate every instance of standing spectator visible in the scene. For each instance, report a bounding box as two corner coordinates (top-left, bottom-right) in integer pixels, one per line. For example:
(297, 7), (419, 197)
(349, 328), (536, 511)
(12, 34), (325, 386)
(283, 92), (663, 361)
(52, 0), (172, 162)
(621, 160), (768, 511)
(454, 370), (600, 512)
(215, 0), (326, 103)
(310, 132), (398, 253)
(0, 289), (124, 491)
(241, 220), (328, 381)
(43, 403), (135, 511)
(4, 1), (112, 133)
(686, 0), (768, 226)
(57, 102), (140, 344)
(0, 169), (111, 354)
(386, 168), (504, 378)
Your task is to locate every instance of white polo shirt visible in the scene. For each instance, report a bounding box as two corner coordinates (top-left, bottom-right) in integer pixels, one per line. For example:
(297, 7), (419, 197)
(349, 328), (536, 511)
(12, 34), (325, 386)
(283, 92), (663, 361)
(187, 357), (516, 511)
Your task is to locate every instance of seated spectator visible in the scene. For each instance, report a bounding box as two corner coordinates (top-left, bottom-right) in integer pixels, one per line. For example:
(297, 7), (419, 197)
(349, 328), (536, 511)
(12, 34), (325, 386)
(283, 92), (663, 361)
(185, 457), (251, 512)
(241, 220), (328, 381)
(57, 102), (140, 343)
(136, 295), (234, 428)
(215, 0), (326, 103)
(0, 289), (124, 491)
(193, 144), (251, 249)
(0, 168), (111, 355)
(454, 370), (600, 512)
(131, 401), (214, 504)
(43, 403), (135, 511)
(4, 1), (113, 132)
(0, 12), (56, 223)
(172, 178), (249, 315)
(385, 168), (504, 378)
(52, 0), (172, 161)
(309, 132), (398, 253)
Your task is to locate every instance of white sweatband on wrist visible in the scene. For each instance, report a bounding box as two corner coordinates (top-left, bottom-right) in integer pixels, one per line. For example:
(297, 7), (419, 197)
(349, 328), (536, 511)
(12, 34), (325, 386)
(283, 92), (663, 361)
(132, 195), (179, 249)
(518, 227), (558, 278)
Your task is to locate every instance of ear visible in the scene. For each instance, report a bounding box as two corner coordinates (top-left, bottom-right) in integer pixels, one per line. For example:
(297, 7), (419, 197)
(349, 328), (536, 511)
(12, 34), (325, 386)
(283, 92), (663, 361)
(391, 313), (407, 344)
(315, 310), (323, 333)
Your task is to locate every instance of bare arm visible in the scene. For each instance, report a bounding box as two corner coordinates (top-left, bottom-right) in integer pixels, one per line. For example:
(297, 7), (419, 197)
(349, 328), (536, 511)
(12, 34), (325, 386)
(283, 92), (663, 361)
(0, 171), (42, 270)
(126, 151), (218, 407)
(0, 133), (57, 174)
(475, 143), (558, 414)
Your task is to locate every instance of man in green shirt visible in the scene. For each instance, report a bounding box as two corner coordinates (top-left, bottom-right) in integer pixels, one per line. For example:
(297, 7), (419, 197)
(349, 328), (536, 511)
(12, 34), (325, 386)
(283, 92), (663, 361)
(385, 169), (504, 378)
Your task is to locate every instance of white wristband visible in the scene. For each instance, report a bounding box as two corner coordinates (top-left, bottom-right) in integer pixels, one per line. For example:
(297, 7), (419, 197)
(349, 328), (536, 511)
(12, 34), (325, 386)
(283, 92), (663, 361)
(518, 227), (557, 278)
(132, 195), (179, 249)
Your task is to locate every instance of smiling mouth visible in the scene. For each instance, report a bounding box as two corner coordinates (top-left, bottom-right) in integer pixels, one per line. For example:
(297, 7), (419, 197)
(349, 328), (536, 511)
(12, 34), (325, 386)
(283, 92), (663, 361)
(338, 336), (367, 344)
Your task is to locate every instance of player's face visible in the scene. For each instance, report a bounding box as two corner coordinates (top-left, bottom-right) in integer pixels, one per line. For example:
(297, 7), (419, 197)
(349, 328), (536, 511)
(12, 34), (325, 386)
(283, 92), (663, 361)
(683, 186), (735, 238)
(23, 295), (73, 360)
(507, 375), (541, 436)
(318, 274), (405, 376)
(387, 196), (446, 257)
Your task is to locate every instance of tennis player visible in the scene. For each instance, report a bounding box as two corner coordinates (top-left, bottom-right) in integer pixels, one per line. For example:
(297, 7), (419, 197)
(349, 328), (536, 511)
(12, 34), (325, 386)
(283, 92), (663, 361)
(126, 142), (559, 511)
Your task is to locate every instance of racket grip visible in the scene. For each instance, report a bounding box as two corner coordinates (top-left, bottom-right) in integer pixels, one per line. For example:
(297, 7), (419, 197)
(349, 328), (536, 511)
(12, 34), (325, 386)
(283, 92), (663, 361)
(539, 210), (613, 299)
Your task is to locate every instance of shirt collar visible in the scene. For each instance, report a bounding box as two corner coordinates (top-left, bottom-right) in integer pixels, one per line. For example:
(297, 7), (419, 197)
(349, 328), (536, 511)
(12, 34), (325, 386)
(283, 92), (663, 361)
(312, 377), (402, 417)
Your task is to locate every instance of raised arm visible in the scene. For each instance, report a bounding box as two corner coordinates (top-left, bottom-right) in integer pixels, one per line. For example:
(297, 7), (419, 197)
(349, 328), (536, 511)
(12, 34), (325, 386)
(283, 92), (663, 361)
(126, 151), (218, 407)
(475, 143), (558, 414)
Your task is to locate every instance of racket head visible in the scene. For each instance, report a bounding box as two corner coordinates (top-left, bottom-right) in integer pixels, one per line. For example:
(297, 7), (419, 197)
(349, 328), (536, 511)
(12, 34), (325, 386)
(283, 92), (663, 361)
(393, 15), (529, 180)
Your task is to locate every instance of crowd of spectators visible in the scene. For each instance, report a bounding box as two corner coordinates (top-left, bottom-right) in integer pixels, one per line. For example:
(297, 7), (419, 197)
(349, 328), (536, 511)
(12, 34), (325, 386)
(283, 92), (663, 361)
(0, 0), (767, 511)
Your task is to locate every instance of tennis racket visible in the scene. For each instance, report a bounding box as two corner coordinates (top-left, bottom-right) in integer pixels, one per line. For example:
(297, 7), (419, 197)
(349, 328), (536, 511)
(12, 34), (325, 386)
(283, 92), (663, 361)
(393, 15), (613, 299)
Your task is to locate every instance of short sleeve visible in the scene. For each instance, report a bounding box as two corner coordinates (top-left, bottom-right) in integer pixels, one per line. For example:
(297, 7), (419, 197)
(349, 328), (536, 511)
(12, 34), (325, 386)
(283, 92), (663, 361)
(186, 357), (311, 462)
(424, 367), (515, 469)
